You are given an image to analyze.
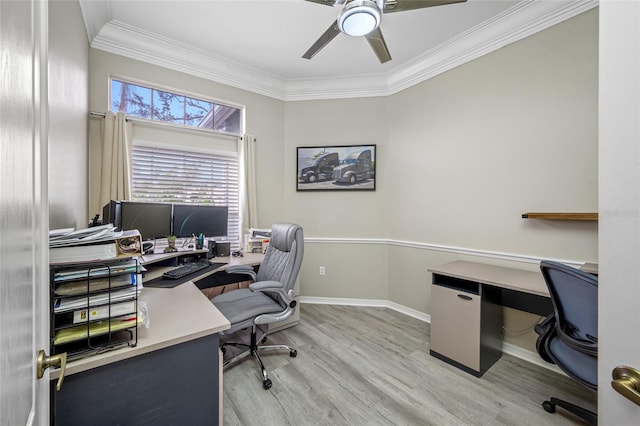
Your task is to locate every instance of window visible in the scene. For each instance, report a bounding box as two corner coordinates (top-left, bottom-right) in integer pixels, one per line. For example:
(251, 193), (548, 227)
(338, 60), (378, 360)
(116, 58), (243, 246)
(131, 144), (240, 249)
(111, 79), (242, 135)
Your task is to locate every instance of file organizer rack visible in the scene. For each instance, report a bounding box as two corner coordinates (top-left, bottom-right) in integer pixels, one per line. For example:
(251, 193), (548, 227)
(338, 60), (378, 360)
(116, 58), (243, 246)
(49, 258), (140, 361)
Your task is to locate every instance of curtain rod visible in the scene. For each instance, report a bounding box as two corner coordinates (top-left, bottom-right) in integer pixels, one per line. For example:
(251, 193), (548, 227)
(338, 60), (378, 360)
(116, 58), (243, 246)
(89, 111), (244, 140)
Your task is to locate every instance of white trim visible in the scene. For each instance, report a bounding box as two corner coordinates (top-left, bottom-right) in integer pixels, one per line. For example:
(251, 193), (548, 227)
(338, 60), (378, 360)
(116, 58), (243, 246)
(304, 237), (587, 267)
(300, 296), (431, 323)
(502, 342), (564, 375)
(80, 1), (597, 101)
(300, 296), (565, 375)
(92, 20), (287, 100)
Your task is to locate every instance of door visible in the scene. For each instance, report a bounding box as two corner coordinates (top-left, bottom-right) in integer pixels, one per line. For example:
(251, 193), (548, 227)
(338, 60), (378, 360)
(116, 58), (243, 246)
(599, 1), (640, 423)
(0, 1), (50, 425)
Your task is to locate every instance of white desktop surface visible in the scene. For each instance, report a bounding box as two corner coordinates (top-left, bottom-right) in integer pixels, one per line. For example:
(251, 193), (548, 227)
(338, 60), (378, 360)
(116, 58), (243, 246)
(428, 260), (550, 297)
(51, 282), (230, 378)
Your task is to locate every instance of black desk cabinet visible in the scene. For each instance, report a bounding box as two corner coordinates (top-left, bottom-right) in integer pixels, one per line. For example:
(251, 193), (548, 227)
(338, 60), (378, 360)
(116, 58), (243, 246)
(52, 334), (220, 426)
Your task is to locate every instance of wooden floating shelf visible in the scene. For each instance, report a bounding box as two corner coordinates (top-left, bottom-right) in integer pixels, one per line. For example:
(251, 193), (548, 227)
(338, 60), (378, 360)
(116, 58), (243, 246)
(521, 212), (598, 221)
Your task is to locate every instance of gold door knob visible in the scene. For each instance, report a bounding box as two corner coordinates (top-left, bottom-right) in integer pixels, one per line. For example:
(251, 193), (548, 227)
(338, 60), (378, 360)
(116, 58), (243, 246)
(612, 365), (640, 406)
(36, 350), (67, 391)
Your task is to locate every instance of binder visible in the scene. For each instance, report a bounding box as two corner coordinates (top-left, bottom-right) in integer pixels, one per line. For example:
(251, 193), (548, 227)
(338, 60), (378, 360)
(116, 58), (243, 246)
(53, 314), (142, 345)
(53, 286), (139, 313)
(55, 272), (140, 296)
(72, 300), (137, 324)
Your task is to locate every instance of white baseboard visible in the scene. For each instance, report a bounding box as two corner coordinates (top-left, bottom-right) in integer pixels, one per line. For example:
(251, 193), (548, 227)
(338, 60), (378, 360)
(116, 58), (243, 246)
(300, 296), (563, 375)
(299, 296), (431, 323)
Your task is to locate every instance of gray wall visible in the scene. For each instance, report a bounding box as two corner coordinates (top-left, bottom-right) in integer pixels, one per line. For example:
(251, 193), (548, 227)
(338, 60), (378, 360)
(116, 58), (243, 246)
(49, 0), (89, 229)
(80, 9), (598, 353)
(291, 9), (598, 351)
(87, 50), (286, 225)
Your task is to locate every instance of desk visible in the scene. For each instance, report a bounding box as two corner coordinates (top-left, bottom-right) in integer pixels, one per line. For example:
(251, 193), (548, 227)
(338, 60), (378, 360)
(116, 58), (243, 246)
(51, 283), (229, 425)
(140, 251), (264, 289)
(427, 261), (552, 377)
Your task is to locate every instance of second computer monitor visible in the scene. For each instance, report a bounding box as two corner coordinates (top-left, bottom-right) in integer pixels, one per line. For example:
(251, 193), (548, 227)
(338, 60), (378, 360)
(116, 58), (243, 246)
(172, 204), (228, 239)
(119, 201), (173, 241)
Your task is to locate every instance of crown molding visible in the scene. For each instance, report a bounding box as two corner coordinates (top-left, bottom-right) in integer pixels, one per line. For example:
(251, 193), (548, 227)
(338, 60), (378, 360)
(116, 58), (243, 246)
(82, 0), (597, 101)
(78, 0), (111, 44)
(387, 0), (598, 94)
(91, 20), (288, 100)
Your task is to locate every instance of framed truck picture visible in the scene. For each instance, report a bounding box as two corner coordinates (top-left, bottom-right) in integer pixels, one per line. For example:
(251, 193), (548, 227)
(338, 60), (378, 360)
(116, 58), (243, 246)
(296, 144), (376, 191)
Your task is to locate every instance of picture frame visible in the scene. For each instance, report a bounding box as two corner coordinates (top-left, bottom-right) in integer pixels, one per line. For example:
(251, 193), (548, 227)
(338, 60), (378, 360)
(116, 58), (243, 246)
(296, 144), (376, 191)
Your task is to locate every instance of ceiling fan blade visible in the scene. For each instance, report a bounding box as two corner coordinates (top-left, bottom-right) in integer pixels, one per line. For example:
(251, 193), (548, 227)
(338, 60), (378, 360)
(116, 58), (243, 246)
(302, 20), (341, 60)
(383, 0), (466, 14)
(365, 27), (391, 64)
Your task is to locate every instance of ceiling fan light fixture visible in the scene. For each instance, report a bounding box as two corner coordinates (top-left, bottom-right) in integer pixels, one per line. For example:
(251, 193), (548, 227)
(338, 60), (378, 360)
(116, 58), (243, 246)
(338, 0), (381, 37)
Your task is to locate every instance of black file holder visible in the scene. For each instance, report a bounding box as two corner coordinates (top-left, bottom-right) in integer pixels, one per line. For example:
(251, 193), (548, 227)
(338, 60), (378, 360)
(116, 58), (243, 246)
(49, 258), (140, 361)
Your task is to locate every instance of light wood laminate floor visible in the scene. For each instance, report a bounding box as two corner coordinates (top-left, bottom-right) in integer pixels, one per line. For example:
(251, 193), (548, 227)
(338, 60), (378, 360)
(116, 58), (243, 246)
(222, 304), (595, 425)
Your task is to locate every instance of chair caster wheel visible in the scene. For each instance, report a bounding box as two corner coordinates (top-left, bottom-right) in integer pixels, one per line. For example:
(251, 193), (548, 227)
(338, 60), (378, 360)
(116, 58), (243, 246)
(542, 400), (556, 413)
(290, 349), (297, 357)
(263, 379), (272, 390)
(261, 336), (268, 344)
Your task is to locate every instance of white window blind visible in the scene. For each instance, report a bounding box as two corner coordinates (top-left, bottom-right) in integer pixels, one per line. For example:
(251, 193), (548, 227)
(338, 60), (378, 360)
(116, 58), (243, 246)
(131, 144), (240, 248)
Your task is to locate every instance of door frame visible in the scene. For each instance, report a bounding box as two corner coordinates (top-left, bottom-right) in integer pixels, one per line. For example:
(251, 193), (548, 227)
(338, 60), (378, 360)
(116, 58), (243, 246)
(598, 0), (640, 423)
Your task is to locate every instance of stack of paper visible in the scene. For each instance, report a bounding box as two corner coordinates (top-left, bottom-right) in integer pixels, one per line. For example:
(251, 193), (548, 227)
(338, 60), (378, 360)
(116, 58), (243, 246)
(52, 259), (143, 283)
(49, 225), (142, 263)
(54, 314), (142, 345)
(53, 286), (139, 313)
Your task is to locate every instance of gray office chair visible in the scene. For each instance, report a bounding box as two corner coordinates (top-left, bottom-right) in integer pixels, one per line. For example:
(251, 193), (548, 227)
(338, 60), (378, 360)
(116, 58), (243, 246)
(210, 223), (303, 390)
(535, 260), (597, 425)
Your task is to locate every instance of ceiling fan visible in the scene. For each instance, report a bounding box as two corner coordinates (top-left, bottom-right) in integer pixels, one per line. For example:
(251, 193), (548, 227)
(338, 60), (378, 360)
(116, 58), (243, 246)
(302, 0), (466, 63)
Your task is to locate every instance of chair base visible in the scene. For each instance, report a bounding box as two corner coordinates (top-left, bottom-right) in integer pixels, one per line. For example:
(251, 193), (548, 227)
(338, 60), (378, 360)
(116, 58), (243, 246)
(221, 325), (297, 390)
(542, 397), (596, 425)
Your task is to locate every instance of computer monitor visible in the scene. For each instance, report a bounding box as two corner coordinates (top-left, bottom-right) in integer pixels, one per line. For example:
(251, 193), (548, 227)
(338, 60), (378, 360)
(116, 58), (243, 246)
(102, 200), (121, 229)
(119, 201), (173, 241)
(172, 204), (228, 239)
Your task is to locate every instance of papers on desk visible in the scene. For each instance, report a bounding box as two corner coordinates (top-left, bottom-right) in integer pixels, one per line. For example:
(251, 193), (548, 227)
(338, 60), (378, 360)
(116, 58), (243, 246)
(49, 226), (142, 263)
(53, 314), (142, 345)
(49, 224), (121, 247)
(53, 286), (140, 313)
(52, 259), (144, 283)
(54, 272), (142, 296)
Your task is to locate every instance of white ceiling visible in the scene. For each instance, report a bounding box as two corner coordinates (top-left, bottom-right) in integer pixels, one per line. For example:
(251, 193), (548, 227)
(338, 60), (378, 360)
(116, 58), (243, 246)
(79, 0), (597, 100)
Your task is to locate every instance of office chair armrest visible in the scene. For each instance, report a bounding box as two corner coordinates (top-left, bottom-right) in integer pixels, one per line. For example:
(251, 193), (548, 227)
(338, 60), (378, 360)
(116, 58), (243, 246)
(225, 264), (257, 281)
(249, 280), (284, 291)
(252, 281), (297, 326)
(249, 280), (294, 304)
(535, 314), (556, 364)
(558, 330), (598, 357)
(535, 314), (555, 336)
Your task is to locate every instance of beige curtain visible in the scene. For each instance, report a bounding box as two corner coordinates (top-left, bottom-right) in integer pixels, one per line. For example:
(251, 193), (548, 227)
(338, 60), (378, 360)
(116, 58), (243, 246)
(99, 111), (132, 209)
(238, 134), (258, 237)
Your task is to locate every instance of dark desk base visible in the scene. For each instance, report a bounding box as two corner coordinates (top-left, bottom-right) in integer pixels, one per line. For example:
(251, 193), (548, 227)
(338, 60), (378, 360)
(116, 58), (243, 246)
(52, 334), (219, 426)
(500, 287), (552, 317)
(144, 262), (228, 288)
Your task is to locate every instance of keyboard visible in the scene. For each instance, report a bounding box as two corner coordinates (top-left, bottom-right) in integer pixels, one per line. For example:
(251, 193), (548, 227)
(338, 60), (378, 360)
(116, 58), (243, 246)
(162, 260), (212, 280)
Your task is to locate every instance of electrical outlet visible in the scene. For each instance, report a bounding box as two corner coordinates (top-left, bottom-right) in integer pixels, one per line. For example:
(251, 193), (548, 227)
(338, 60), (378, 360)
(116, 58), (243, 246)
(319, 266), (325, 276)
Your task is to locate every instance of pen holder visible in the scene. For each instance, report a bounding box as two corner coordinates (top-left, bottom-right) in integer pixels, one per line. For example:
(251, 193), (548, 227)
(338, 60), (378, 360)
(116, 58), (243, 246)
(196, 235), (204, 250)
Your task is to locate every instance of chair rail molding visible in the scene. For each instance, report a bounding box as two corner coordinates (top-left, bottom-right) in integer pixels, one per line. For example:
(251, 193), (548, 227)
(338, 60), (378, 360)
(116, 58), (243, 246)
(304, 237), (587, 268)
